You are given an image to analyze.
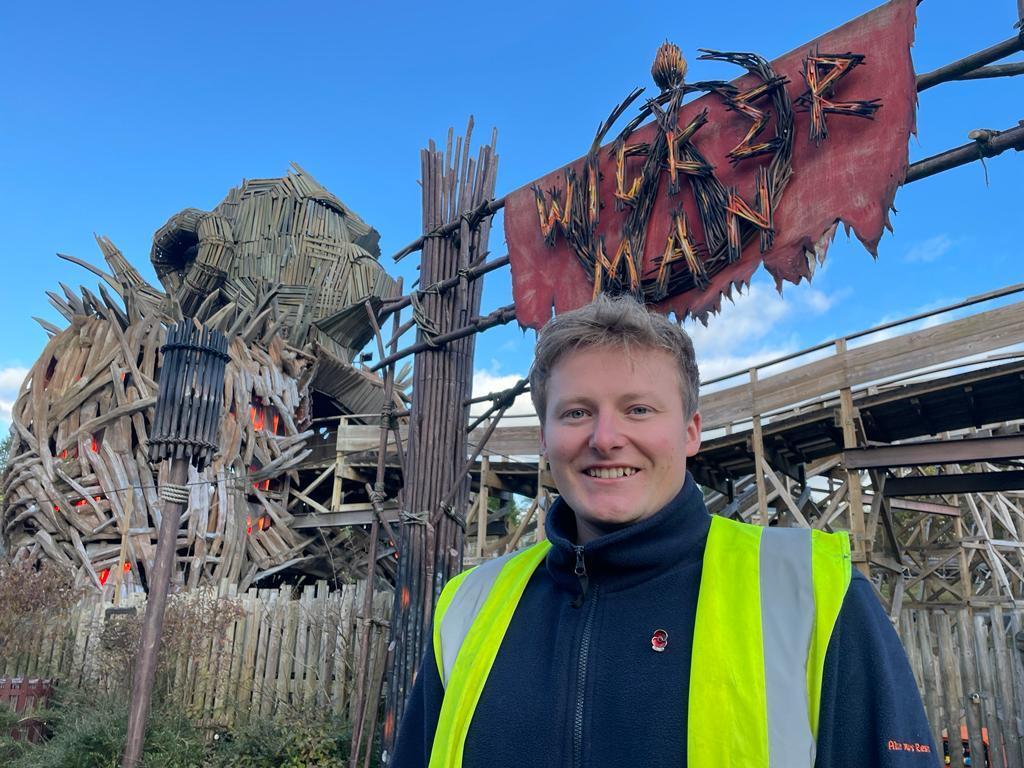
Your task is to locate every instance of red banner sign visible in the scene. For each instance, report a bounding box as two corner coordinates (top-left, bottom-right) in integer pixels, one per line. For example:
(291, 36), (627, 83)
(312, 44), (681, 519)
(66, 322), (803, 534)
(504, 0), (917, 329)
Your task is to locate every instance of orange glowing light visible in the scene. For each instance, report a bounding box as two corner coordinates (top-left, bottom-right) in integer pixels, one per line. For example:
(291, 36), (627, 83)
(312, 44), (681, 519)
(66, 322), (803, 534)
(123, 562), (132, 572)
(401, 586), (411, 608)
(250, 405), (266, 431)
(246, 516), (253, 535)
(90, 436), (99, 452)
(98, 568), (111, 586)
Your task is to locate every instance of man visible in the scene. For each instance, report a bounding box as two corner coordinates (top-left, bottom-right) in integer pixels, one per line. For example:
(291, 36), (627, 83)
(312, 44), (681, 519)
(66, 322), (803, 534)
(391, 294), (935, 767)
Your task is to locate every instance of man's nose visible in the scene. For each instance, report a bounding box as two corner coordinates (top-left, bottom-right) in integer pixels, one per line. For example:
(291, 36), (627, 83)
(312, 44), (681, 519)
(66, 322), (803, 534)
(588, 411), (625, 453)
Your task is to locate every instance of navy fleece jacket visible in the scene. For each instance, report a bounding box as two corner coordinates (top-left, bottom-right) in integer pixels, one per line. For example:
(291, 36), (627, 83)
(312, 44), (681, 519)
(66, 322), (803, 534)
(390, 474), (936, 767)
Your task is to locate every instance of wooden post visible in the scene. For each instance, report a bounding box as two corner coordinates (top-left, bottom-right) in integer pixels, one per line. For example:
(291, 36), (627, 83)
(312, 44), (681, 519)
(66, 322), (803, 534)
(332, 417), (347, 510)
(836, 339), (869, 576)
(476, 457), (490, 559)
(749, 368), (769, 526)
(536, 457), (549, 541)
(972, 613), (1013, 768)
(992, 605), (1024, 766)
(123, 491), (183, 764)
(122, 322), (228, 768)
(937, 611), (965, 768)
(349, 286), (403, 768)
(957, 608), (985, 766)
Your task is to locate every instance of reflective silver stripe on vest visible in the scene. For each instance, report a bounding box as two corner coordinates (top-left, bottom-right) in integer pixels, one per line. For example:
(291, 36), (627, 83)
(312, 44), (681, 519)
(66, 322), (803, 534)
(437, 551), (518, 688)
(760, 526), (816, 767)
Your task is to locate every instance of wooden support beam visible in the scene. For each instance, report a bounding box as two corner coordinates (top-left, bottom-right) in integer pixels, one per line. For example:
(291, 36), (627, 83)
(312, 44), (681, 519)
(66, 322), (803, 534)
(760, 458), (810, 528)
(844, 434), (1024, 469)
(749, 369), (769, 526)
(837, 340), (869, 576)
(536, 457), (549, 541)
(885, 470), (1024, 496)
(476, 457), (489, 559)
(502, 495), (541, 555)
(291, 502), (400, 528)
(861, 494), (959, 517)
(289, 462), (336, 511)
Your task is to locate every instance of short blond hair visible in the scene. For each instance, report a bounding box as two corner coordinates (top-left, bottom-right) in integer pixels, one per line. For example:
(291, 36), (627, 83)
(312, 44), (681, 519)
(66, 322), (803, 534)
(529, 293), (700, 422)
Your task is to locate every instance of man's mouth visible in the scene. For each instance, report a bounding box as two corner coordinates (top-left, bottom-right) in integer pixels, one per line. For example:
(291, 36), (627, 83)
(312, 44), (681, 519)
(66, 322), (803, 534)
(584, 467), (639, 479)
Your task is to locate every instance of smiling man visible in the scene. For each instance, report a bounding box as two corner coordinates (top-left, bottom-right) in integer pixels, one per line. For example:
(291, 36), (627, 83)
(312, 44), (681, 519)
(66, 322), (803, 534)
(539, 342), (701, 543)
(390, 294), (935, 768)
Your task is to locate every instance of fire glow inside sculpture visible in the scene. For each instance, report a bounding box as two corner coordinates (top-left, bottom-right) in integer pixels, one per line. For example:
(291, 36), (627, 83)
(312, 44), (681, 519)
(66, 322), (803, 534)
(2, 166), (400, 593)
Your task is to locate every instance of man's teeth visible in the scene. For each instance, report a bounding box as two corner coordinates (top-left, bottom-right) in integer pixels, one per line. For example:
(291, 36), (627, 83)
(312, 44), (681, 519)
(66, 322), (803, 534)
(585, 467), (638, 479)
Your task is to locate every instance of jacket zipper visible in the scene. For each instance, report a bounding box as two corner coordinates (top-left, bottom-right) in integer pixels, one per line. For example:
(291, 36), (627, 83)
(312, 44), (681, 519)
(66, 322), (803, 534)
(572, 546), (598, 768)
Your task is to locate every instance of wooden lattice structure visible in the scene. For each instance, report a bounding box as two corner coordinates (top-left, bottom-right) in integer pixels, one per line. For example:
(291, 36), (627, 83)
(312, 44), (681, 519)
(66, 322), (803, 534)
(1, 166), (404, 594)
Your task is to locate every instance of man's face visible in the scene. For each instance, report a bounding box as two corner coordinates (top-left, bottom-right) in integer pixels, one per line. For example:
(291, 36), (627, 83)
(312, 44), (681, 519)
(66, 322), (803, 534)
(540, 345), (701, 543)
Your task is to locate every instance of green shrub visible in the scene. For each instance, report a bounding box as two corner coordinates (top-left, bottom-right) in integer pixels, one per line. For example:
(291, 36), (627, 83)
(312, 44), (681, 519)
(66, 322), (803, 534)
(0, 701), (31, 763)
(8, 689), (204, 768)
(7, 689), (379, 768)
(208, 716), (358, 768)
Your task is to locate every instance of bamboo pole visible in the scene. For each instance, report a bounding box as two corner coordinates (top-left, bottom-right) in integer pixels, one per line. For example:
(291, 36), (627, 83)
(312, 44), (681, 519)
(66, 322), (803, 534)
(349, 285), (403, 768)
(954, 61), (1024, 80)
(905, 122), (1024, 184)
(370, 304), (516, 372)
(916, 35), (1024, 91)
(390, 197), (505, 262)
(383, 123), (498, 758)
(380, 255), (510, 317)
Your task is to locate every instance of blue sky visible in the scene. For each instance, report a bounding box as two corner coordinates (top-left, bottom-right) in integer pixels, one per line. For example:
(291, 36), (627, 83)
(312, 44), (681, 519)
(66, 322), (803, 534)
(1, 1), (1021, 426)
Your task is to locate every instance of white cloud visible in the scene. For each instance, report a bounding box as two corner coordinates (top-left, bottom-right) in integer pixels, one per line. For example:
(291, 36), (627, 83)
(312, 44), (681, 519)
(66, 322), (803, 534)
(801, 287), (837, 314)
(905, 234), (957, 263)
(470, 369), (537, 420)
(684, 282), (820, 387)
(0, 366), (28, 430)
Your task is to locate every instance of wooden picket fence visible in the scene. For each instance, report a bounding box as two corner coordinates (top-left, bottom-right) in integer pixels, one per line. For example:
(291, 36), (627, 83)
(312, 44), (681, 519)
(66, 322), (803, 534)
(0, 579), (392, 728)
(900, 606), (1024, 768)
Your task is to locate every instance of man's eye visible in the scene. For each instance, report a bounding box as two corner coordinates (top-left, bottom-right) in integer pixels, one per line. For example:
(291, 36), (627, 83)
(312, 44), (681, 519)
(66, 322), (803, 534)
(629, 405), (653, 416)
(563, 408), (588, 420)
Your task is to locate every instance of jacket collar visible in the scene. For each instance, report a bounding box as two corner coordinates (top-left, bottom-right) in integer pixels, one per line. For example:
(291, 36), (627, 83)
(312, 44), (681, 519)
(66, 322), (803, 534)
(543, 472), (711, 594)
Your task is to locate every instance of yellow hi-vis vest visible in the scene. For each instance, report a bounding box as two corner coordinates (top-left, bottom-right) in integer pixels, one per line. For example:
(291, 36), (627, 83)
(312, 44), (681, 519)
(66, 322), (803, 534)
(429, 516), (852, 768)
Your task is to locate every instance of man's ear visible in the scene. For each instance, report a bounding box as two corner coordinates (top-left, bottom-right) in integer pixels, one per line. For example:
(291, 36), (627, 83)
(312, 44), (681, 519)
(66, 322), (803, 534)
(685, 411), (702, 457)
(539, 422), (548, 457)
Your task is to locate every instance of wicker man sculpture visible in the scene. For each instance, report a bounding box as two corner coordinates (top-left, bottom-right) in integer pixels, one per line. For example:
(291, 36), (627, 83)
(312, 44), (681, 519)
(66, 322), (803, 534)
(2, 165), (400, 594)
